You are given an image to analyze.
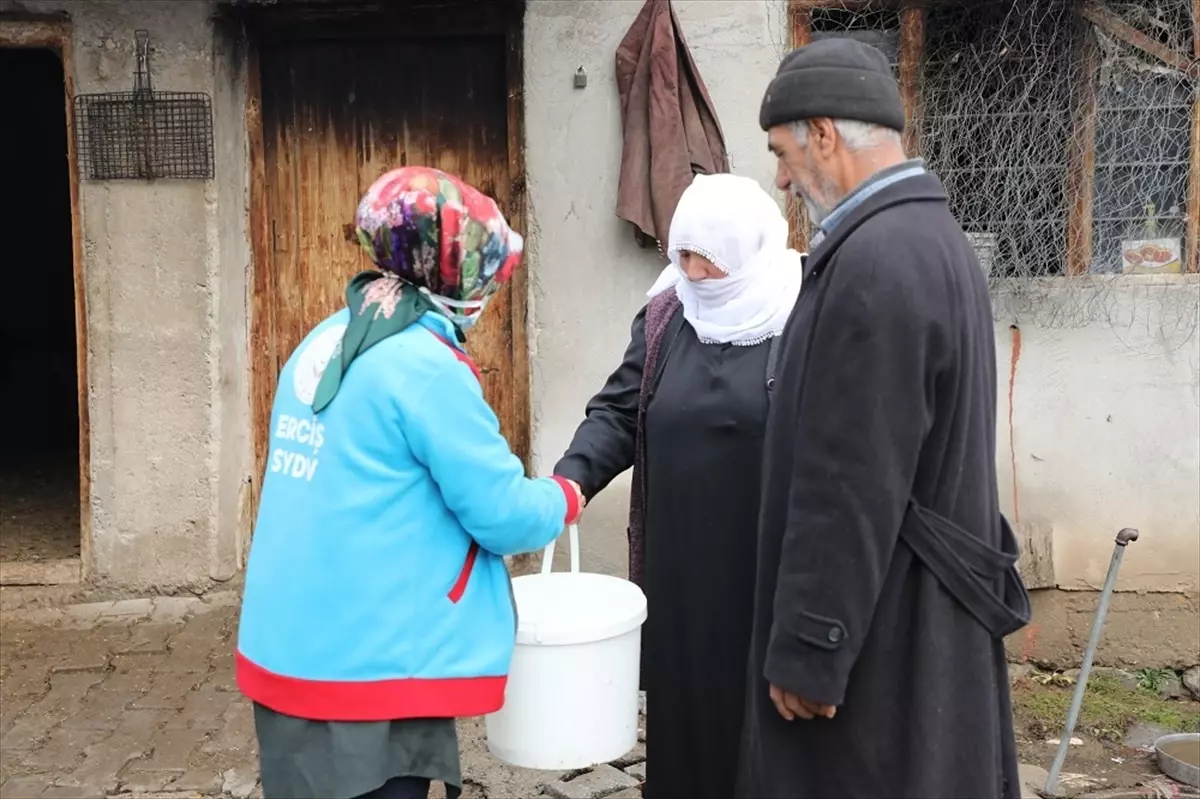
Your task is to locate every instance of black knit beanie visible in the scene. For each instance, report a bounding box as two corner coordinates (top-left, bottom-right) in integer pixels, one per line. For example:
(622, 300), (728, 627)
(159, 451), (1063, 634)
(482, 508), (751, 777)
(759, 38), (905, 133)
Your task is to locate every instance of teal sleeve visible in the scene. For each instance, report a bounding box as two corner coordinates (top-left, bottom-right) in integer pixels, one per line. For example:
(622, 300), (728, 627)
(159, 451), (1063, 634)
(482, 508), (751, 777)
(404, 359), (572, 557)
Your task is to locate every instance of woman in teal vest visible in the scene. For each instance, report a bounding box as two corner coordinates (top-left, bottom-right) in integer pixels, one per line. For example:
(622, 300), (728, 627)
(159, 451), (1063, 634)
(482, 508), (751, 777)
(238, 167), (584, 799)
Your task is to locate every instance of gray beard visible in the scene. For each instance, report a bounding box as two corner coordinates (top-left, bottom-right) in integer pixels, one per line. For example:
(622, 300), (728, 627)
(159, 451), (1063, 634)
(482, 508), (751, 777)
(793, 167), (848, 226)
(803, 194), (829, 225)
(793, 186), (831, 225)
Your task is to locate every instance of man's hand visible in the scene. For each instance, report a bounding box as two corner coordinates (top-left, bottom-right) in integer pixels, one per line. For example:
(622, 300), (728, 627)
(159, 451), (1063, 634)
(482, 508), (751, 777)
(769, 683), (837, 721)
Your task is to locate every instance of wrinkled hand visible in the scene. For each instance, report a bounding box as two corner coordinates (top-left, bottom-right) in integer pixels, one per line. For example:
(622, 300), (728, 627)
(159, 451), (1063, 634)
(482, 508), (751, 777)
(769, 683), (836, 721)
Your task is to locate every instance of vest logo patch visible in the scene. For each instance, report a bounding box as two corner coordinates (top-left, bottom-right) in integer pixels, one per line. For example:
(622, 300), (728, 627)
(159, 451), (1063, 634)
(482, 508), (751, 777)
(293, 323), (347, 405)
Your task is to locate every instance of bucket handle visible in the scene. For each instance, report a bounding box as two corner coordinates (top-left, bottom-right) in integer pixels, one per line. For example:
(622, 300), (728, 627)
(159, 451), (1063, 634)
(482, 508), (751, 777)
(540, 524), (580, 575)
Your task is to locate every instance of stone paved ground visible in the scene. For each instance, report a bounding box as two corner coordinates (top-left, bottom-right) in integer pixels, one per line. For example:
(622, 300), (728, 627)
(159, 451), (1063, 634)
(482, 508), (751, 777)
(0, 594), (645, 799)
(3, 593), (1064, 799)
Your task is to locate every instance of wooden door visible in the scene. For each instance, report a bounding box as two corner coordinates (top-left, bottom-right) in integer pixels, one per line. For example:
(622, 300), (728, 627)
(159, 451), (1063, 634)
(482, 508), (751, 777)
(251, 32), (525, 490)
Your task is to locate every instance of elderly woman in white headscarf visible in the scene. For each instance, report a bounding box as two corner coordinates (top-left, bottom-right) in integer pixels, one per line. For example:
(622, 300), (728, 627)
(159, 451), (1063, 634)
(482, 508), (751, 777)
(553, 173), (803, 799)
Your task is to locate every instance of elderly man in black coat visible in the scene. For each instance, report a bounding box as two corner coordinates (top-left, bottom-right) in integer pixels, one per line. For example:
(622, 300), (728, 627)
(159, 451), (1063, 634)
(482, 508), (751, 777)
(738, 39), (1032, 799)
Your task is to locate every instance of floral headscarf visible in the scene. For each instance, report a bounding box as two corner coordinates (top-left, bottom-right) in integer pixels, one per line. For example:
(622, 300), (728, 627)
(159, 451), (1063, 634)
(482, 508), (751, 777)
(311, 167), (523, 414)
(354, 166), (523, 309)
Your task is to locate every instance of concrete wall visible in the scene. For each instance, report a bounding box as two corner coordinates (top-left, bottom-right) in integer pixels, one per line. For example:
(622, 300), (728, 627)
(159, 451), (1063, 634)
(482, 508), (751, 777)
(524, 0), (790, 574)
(995, 277), (1200, 595)
(14, 0), (248, 589)
(994, 277), (1200, 667)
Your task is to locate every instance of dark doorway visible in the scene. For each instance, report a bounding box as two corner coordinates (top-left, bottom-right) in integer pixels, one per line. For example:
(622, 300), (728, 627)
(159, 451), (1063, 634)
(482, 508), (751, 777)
(0, 47), (81, 565)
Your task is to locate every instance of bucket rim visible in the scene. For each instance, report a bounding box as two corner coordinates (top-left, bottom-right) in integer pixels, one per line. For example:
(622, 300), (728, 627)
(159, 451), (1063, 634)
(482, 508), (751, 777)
(510, 571), (647, 646)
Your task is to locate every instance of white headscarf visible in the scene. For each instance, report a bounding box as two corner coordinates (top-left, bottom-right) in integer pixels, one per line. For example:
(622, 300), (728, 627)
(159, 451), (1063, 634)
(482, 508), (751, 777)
(647, 173), (804, 346)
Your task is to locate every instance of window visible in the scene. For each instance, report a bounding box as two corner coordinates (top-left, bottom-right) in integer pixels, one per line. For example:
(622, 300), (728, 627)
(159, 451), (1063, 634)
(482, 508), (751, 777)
(919, 1), (1078, 278)
(786, 0), (1198, 276)
(1089, 41), (1192, 273)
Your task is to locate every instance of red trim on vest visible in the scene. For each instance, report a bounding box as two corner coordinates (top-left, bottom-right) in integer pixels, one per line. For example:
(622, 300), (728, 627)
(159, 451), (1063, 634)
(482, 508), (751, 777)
(429, 330), (484, 603)
(429, 331), (482, 382)
(236, 652), (507, 721)
(448, 541), (480, 603)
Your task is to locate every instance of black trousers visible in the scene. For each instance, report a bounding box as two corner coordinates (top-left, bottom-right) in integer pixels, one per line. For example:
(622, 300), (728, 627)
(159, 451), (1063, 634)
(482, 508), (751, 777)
(357, 776), (430, 799)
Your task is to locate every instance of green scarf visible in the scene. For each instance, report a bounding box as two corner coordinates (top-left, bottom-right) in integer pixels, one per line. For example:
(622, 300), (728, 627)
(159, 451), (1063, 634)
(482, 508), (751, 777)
(311, 271), (449, 414)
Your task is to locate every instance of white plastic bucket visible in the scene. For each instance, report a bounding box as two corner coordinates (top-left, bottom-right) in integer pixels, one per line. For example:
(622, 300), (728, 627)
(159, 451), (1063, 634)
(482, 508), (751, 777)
(486, 524), (647, 770)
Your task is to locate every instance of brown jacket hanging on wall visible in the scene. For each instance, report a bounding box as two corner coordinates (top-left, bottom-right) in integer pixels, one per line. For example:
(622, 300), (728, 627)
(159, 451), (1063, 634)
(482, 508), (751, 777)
(615, 0), (729, 249)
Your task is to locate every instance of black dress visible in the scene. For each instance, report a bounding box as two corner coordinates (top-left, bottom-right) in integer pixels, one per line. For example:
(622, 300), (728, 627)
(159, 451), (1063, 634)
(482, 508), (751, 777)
(555, 313), (771, 799)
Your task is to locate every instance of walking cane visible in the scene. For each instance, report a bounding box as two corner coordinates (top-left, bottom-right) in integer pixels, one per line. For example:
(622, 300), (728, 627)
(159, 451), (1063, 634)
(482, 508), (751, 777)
(1044, 528), (1139, 796)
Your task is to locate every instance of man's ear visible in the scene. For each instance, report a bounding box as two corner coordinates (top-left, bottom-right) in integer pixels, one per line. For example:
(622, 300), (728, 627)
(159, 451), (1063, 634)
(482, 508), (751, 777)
(809, 118), (838, 158)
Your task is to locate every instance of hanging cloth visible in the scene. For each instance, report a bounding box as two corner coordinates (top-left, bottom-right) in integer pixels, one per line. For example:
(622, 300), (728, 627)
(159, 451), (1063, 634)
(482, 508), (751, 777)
(615, 0), (730, 249)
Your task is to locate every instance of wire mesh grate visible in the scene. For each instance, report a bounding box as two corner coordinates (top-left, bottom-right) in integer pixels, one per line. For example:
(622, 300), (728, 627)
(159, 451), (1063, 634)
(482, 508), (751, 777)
(73, 30), (214, 181)
(763, 0), (1198, 333)
(75, 90), (214, 180)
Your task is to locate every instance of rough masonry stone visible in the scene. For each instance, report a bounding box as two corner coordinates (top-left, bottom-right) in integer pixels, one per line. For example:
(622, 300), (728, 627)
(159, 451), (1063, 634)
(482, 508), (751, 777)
(544, 765), (640, 799)
(1183, 665), (1200, 700)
